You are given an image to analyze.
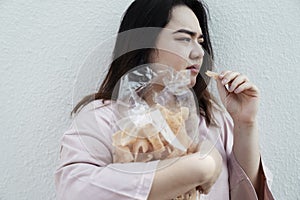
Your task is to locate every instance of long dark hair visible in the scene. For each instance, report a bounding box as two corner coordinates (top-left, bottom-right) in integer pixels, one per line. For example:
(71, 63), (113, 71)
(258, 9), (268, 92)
(72, 0), (215, 125)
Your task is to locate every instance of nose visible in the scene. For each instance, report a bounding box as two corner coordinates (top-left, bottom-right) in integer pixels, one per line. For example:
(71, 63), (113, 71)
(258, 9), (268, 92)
(189, 42), (204, 61)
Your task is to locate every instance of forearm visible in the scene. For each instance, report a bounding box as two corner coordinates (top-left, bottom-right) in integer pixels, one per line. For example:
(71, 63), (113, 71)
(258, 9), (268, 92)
(148, 151), (220, 200)
(232, 120), (262, 195)
(148, 156), (199, 200)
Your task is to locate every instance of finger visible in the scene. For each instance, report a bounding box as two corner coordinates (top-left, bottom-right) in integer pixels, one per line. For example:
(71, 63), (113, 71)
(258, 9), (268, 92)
(218, 70), (231, 78)
(220, 71), (240, 85)
(196, 180), (214, 195)
(215, 76), (228, 103)
(233, 81), (259, 96)
(228, 74), (249, 92)
(196, 186), (204, 195)
(201, 183), (213, 195)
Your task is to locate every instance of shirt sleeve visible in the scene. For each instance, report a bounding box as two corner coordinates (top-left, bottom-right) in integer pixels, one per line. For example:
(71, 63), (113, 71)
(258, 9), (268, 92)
(221, 111), (275, 200)
(228, 153), (274, 200)
(54, 102), (159, 200)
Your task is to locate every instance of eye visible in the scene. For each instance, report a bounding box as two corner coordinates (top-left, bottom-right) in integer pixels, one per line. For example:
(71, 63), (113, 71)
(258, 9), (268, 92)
(177, 37), (191, 42)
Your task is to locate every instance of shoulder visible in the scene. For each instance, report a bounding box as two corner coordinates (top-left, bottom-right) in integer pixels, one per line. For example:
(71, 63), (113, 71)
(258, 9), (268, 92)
(74, 100), (116, 120)
(71, 99), (119, 133)
(62, 100), (118, 164)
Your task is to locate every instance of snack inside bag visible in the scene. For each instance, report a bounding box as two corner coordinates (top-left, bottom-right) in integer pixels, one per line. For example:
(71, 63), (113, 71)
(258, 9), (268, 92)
(113, 103), (198, 163)
(111, 64), (213, 199)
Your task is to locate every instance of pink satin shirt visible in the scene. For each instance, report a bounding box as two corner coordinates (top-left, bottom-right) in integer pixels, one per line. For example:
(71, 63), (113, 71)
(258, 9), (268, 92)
(55, 100), (274, 199)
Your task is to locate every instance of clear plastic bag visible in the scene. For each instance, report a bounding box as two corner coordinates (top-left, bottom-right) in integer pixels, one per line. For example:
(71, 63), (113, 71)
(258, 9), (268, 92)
(111, 63), (214, 163)
(110, 63), (220, 200)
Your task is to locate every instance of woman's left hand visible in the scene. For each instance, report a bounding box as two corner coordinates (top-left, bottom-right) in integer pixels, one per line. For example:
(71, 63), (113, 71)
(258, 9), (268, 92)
(215, 70), (260, 124)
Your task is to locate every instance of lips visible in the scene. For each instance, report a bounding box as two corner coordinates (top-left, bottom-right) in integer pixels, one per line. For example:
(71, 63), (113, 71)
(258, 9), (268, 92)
(186, 64), (200, 74)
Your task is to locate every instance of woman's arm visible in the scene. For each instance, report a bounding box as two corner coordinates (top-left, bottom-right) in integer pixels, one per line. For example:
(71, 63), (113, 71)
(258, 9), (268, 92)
(56, 135), (222, 200)
(55, 131), (160, 200)
(148, 141), (222, 199)
(232, 121), (262, 196)
(215, 71), (263, 197)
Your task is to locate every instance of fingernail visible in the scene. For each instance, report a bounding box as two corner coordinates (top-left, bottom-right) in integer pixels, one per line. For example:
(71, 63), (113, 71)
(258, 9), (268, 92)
(234, 88), (240, 93)
(222, 79), (227, 85)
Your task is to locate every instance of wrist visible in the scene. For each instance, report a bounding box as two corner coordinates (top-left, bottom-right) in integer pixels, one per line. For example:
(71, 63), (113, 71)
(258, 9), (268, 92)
(233, 118), (257, 127)
(233, 119), (258, 138)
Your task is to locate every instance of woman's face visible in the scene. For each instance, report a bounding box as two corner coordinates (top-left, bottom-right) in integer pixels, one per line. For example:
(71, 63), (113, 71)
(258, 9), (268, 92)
(151, 5), (205, 87)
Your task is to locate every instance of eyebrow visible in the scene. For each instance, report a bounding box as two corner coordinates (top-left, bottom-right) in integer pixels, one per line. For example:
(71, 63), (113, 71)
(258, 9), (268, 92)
(172, 29), (203, 38)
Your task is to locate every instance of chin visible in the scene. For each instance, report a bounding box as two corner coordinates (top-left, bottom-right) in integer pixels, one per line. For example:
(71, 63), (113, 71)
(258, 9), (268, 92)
(188, 79), (196, 88)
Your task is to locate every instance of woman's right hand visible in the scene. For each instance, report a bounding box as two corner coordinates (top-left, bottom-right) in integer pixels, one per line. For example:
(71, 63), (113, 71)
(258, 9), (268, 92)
(192, 140), (223, 194)
(148, 141), (222, 199)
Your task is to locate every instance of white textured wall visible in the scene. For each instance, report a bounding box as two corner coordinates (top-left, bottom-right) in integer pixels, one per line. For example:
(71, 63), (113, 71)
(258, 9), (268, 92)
(0, 0), (299, 199)
(208, 1), (300, 199)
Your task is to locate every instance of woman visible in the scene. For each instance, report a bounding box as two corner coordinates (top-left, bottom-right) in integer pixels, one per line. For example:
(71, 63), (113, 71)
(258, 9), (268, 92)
(55, 0), (274, 199)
